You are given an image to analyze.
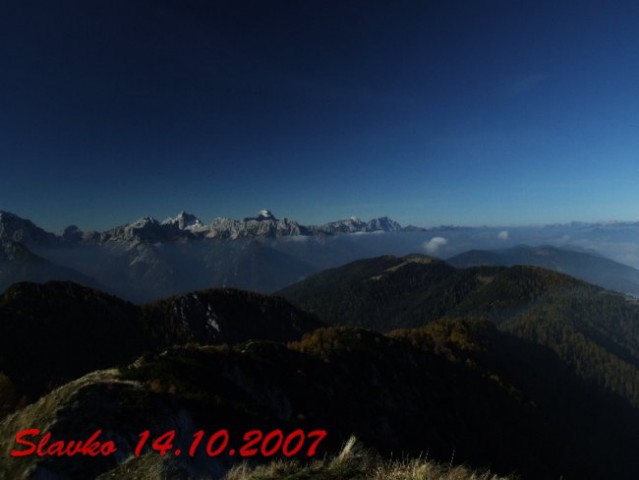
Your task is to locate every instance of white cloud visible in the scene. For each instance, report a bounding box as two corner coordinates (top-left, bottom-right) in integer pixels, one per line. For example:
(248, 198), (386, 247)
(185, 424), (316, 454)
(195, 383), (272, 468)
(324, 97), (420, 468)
(423, 236), (448, 255)
(497, 230), (509, 241)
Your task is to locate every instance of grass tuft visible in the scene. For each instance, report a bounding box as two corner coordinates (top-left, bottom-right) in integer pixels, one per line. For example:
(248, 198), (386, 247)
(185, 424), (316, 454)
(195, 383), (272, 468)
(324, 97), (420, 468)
(224, 437), (513, 480)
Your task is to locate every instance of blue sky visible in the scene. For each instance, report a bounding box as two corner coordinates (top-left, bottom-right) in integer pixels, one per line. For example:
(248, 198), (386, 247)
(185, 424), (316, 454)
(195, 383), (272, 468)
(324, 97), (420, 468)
(2, 0), (639, 232)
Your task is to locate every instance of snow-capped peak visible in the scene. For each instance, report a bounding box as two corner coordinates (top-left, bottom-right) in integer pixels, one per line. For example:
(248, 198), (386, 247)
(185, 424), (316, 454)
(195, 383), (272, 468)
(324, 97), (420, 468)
(256, 209), (276, 220)
(162, 211), (204, 231)
(315, 215), (401, 234)
(133, 216), (159, 227)
(242, 209), (278, 222)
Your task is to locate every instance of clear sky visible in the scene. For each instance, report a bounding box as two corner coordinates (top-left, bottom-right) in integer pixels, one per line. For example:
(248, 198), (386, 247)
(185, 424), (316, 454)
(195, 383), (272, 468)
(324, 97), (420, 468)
(2, 0), (639, 232)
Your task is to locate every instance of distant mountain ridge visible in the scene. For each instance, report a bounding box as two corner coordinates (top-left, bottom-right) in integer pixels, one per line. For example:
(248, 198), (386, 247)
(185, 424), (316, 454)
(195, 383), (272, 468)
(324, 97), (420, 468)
(447, 245), (639, 296)
(6, 209), (639, 303)
(0, 209), (407, 246)
(0, 239), (105, 294)
(0, 211), (59, 246)
(0, 210), (409, 301)
(278, 254), (639, 411)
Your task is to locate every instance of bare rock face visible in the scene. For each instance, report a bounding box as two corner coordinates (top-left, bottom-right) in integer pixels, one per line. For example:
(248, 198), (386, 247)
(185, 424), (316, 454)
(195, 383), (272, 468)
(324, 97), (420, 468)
(0, 211), (58, 246)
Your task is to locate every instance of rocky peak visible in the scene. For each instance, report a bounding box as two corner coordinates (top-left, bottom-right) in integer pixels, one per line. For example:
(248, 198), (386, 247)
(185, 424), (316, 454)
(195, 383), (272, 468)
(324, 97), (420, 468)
(0, 211), (58, 246)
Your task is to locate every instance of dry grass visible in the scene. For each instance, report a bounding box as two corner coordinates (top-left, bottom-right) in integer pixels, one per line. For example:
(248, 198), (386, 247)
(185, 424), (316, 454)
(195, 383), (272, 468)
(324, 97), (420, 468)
(224, 436), (514, 480)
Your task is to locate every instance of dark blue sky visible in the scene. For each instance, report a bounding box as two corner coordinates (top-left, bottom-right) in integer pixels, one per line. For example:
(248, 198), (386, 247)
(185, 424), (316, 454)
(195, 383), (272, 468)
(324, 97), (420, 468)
(2, 0), (639, 231)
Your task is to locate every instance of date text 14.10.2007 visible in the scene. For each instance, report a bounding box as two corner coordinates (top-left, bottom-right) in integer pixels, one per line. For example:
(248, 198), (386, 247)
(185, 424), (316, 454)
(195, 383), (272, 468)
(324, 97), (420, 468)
(10, 428), (328, 458)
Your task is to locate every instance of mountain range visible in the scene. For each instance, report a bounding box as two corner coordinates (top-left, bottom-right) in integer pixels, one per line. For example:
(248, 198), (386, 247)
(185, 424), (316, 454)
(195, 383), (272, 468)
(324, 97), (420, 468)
(5, 210), (639, 305)
(0, 210), (405, 247)
(0, 210), (409, 302)
(278, 254), (639, 409)
(5, 260), (639, 478)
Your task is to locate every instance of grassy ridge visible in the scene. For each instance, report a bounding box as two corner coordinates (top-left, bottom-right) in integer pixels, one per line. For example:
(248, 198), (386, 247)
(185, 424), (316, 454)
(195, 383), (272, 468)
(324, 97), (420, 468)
(95, 437), (512, 480)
